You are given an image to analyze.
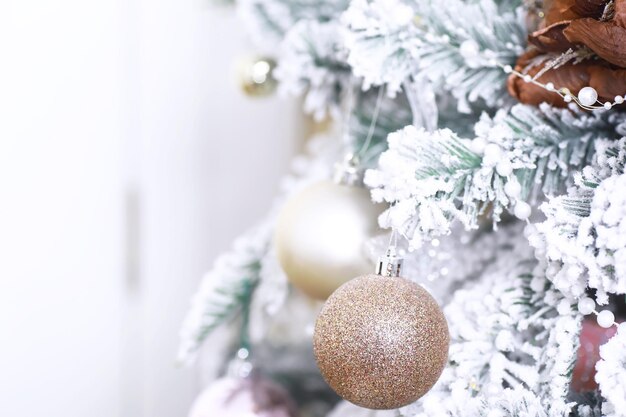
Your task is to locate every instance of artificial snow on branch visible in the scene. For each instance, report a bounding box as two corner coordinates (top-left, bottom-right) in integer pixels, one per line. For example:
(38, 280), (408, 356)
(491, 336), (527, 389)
(365, 104), (626, 248)
(366, 224), (526, 305)
(177, 224), (270, 365)
(341, 0), (420, 94)
(275, 20), (351, 120)
(342, 0), (527, 112)
(238, 0), (349, 49)
(596, 326), (626, 417)
(365, 125), (493, 247)
(401, 236), (582, 417)
(528, 138), (626, 304)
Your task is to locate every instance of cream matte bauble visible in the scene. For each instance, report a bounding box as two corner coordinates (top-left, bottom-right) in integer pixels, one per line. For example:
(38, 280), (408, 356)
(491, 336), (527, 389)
(274, 180), (384, 300)
(314, 275), (449, 410)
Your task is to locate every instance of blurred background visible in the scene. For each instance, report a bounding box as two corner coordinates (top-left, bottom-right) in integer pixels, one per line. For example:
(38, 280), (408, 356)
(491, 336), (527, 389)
(0, 1), (305, 416)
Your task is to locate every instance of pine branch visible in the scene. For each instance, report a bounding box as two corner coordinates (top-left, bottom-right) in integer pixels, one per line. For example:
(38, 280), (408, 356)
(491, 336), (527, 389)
(410, 0), (527, 112)
(596, 328), (626, 417)
(342, 0), (527, 112)
(365, 104), (626, 248)
(528, 138), (626, 304)
(238, 0), (350, 48)
(177, 226), (270, 365)
(491, 104), (625, 199)
(405, 235), (582, 417)
(342, 0), (422, 94)
(275, 19), (351, 120)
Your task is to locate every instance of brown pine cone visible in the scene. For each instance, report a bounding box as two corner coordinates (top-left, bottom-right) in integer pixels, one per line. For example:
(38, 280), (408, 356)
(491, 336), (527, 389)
(508, 0), (626, 107)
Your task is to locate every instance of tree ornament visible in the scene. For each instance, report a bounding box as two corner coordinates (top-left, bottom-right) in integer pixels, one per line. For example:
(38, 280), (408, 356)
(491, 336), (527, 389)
(577, 297), (596, 315)
(597, 310), (616, 329)
(313, 248), (449, 409)
(571, 318), (618, 393)
(577, 86), (598, 107)
(274, 163), (384, 300)
(239, 56), (277, 97)
(188, 374), (298, 417)
(513, 201), (531, 220)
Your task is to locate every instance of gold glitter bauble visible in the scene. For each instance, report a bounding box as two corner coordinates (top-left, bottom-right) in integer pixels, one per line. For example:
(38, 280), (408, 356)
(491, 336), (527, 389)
(239, 57), (277, 97)
(313, 274), (449, 409)
(274, 181), (384, 300)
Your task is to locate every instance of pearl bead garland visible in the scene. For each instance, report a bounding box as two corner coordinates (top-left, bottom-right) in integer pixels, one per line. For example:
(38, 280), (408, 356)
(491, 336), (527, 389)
(497, 63), (625, 111)
(577, 86), (598, 106)
(513, 201), (531, 220)
(576, 296), (620, 330)
(577, 297), (596, 315)
(418, 27), (624, 112)
(483, 143), (503, 167)
(597, 310), (616, 329)
(504, 179), (521, 198)
(496, 159), (513, 176)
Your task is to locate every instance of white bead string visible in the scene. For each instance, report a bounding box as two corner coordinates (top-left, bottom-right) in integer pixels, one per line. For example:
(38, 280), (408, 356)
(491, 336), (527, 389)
(498, 62), (626, 111)
(577, 296), (620, 329)
(407, 11), (625, 112)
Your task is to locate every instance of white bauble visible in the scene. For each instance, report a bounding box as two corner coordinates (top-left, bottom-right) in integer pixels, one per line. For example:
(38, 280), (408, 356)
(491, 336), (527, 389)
(274, 180), (384, 299)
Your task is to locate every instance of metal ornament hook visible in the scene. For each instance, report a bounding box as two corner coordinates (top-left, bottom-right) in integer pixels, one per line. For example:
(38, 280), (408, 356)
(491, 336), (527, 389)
(333, 153), (364, 186)
(376, 245), (403, 278)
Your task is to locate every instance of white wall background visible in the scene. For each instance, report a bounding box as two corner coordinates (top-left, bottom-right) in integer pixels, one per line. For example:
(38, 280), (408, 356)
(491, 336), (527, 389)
(0, 1), (302, 416)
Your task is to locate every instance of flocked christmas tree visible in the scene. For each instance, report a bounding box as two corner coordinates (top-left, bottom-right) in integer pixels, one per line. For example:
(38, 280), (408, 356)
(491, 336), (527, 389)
(180, 1), (626, 416)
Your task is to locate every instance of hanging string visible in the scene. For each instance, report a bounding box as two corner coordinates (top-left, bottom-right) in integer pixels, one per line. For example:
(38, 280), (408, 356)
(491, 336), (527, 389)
(385, 200), (399, 251)
(340, 80), (357, 148)
(354, 85), (386, 164)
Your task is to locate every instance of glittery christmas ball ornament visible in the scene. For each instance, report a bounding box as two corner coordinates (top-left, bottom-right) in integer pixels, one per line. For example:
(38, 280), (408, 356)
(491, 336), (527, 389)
(313, 252), (449, 409)
(274, 172), (384, 300)
(188, 374), (298, 417)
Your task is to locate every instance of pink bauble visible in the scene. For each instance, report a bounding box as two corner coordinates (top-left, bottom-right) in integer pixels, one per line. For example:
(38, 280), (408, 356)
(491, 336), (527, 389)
(189, 375), (298, 417)
(572, 318), (618, 392)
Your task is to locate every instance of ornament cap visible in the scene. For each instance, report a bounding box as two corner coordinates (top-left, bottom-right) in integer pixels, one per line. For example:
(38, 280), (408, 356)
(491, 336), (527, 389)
(376, 247), (403, 277)
(333, 154), (364, 186)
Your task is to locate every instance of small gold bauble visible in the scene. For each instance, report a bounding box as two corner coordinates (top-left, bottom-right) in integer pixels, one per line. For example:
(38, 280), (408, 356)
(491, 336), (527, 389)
(239, 57), (277, 97)
(274, 181), (384, 300)
(313, 274), (449, 410)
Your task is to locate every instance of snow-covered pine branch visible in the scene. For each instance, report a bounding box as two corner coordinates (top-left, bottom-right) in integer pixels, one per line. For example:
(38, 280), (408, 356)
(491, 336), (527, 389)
(341, 0), (420, 95)
(528, 138), (626, 304)
(274, 20), (351, 120)
(402, 236), (582, 417)
(342, 0), (527, 112)
(596, 326), (626, 417)
(177, 224), (270, 365)
(238, 0), (349, 49)
(365, 125), (489, 247)
(365, 104), (626, 248)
